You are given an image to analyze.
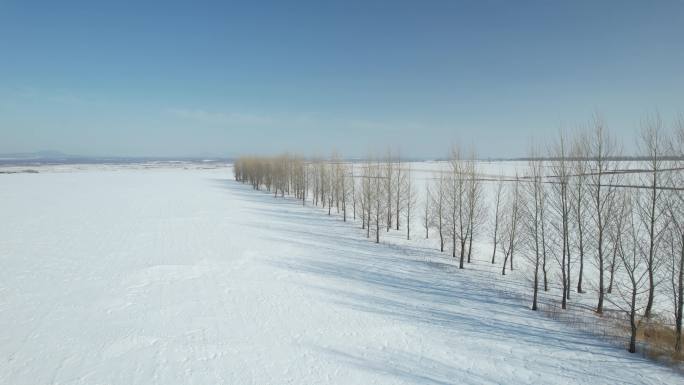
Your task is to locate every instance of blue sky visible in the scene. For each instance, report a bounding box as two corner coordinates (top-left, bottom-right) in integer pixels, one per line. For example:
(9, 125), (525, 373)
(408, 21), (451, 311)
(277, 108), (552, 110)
(1, 1), (683, 158)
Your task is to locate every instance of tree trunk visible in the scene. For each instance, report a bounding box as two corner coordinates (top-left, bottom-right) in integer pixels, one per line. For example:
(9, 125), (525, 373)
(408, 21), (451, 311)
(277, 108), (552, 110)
(596, 181), (604, 314)
(407, 211), (411, 240)
(467, 223), (474, 263)
(608, 246), (617, 294)
(366, 205), (371, 238)
(645, 170), (657, 318)
(597, 232), (604, 314)
(676, 234), (684, 352)
(396, 176), (401, 231)
(566, 235), (571, 300)
(532, 261), (539, 311)
(375, 211), (380, 244)
(561, 219), (567, 310)
(492, 194), (500, 264)
(452, 224), (457, 259)
(439, 226), (444, 252)
(561, 249), (567, 310)
(541, 211), (548, 291)
(577, 221), (585, 293)
(387, 183), (392, 232)
(629, 284), (637, 353)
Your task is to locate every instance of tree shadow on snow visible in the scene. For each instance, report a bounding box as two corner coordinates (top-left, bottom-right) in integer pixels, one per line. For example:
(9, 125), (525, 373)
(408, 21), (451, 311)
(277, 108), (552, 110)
(210, 177), (667, 382)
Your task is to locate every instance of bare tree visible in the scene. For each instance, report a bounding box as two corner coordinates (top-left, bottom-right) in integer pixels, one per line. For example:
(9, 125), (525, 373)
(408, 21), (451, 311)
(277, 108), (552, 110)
(350, 163), (357, 220)
(666, 115), (684, 352)
(327, 158), (335, 215)
(587, 115), (620, 313)
(501, 175), (520, 276)
(607, 190), (629, 294)
(446, 146), (469, 268)
(340, 163), (349, 221)
(447, 153), (461, 262)
(549, 129), (571, 309)
(405, 164), (417, 240)
(465, 151), (485, 264)
(422, 182), (431, 239)
(491, 176), (505, 264)
(431, 171), (446, 252)
(665, 216), (684, 353)
(638, 113), (668, 318)
(571, 130), (589, 293)
(395, 155), (406, 231)
(301, 159), (309, 206)
(312, 157), (321, 206)
(540, 177), (550, 292)
(319, 159), (329, 211)
(332, 153), (342, 214)
(360, 160), (374, 237)
(608, 191), (648, 353)
(384, 150), (394, 231)
(523, 147), (545, 310)
(373, 159), (385, 243)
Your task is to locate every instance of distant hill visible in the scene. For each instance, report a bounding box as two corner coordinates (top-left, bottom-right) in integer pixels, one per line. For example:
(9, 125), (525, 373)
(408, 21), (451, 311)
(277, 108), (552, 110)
(0, 151), (234, 165)
(0, 150), (80, 161)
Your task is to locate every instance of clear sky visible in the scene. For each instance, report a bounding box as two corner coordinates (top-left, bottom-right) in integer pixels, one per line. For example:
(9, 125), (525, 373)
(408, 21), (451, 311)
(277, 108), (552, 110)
(1, 1), (683, 158)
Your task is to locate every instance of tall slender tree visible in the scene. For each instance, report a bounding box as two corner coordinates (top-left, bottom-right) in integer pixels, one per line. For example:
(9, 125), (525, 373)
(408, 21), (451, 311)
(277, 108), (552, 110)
(405, 164), (417, 240)
(491, 175), (504, 264)
(638, 113), (667, 318)
(587, 114), (620, 314)
(550, 129), (571, 309)
(571, 130), (589, 293)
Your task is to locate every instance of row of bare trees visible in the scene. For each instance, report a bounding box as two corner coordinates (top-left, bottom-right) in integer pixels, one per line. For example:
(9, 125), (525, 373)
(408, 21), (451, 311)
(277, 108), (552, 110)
(478, 113), (684, 354)
(421, 147), (486, 269)
(234, 113), (684, 355)
(234, 152), (418, 244)
(234, 154), (308, 200)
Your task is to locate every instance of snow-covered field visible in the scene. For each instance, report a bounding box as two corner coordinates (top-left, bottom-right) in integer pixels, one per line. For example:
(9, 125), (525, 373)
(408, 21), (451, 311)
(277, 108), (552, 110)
(0, 165), (681, 384)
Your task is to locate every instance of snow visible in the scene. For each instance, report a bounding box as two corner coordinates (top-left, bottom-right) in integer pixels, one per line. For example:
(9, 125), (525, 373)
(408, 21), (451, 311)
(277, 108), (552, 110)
(0, 165), (680, 384)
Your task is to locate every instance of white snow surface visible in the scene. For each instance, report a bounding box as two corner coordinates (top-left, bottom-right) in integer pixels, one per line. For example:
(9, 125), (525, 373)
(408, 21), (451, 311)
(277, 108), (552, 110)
(0, 166), (681, 384)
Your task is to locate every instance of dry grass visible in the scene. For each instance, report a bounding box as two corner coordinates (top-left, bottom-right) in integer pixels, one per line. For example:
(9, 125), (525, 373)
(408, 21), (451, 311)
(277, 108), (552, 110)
(633, 320), (683, 363)
(489, 277), (684, 369)
(530, 298), (684, 370)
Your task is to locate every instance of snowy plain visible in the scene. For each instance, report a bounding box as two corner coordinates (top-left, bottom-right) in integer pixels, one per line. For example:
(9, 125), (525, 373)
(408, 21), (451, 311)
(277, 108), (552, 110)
(0, 164), (681, 384)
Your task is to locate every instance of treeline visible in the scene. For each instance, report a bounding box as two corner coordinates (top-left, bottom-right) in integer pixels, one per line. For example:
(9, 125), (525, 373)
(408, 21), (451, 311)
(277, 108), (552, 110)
(234, 112), (684, 356)
(234, 152), (419, 240)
